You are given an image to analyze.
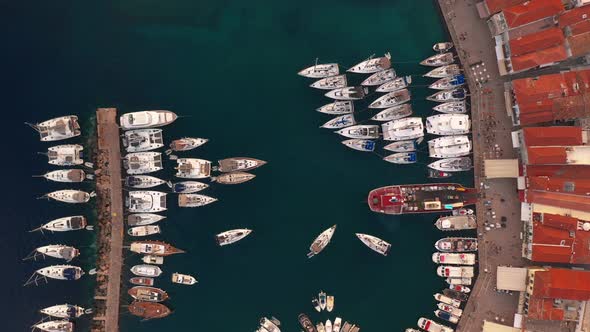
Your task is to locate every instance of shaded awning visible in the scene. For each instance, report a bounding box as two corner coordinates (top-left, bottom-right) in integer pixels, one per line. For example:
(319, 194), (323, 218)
(485, 159), (520, 178)
(497, 266), (527, 291)
(483, 320), (521, 332)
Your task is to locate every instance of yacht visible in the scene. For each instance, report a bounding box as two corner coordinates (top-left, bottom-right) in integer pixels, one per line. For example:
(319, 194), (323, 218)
(321, 114), (355, 129)
(382, 117), (424, 141)
(33, 216), (87, 233)
(126, 191), (167, 213)
(334, 318), (342, 332)
(29, 115), (81, 142)
(428, 136), (472, 158)
(317, 322), (325, 332)
(325, 319), (333, 332)
(171, 272), (198, 285)
(131, 264), (163, 277)
(33, 320), (74, 332)
(40, 304), (87, 319)
(169, 181), (209, 193)
(433, 42), (454, 52)
(125, 175), (166, 188)
(376, 75), (412, 92)
(371, 104), (413, 121)
(435, 237), (478, 252)
(335, 125), (379, 139)
(316, 101), (354, 115)
(429, 75), (465, 90)
(420, 52), (454, 66)
(437, 266), (475, 278)
(383, 138), (423, 152)
(142, 255), (164, 265)
(418, 317), (454, 332)
(122, 129), (164, 152)
(327, 296), (334, 312)
(368, 89), (411, 109)
(426, 114), (470, 135)
(347, 53), (391, 73)
(341, 139), (376, 152)
(128, 225), (161, 237)
(32, 245), (80, 262)
(310, 75), (347, 90)
(361, 68), (396, 86)
(319, 291), (327, 310)
(44, 190), (92, 203)
(129, 241), (185, 256)
(128, 301), (171, 320)
(217, 158), (269, 175)
(325, 86), (368, 100)
(298, 63), (339, 78)
(433, 101), (467, 114)
(178, 194), (217, 207)
(427, 88), (467, 102)
(428, 157), (472, 172)
(432, 253), (476, 265)
(127, 213), (165, 226)
(383, 152), (417, 164)
(175, 158), (212, 178)
(424, 64), (461, 78)
(124, 152), (163, 175)
(39, 169), (86, 183)
(446, 277), (472, 285)
(449, 284), (471, 293)
(312, 298), (321, 312)
(356, 233), (391, 256)
(428, 169), (452, 179)
(298, 314), (317, 332)
(130, 277), (154, 286)
(46, 144), (84, 166)
(438, 302), (463, 317)
(36, 265), (84, 281)
(169, 137), (209, 152)
(444, 289), (469, 301)
(435, 310), (459, 324)
(216, 229), (252, 246)
(434, 293), (461, 308)
(259, 317), (282, 332)
(307, 225), (337, 258)
(128, 286), (169, 302)
(213, 172), (256, 184)
(119, 110), (178, 130)
(435, 215), (477, 231)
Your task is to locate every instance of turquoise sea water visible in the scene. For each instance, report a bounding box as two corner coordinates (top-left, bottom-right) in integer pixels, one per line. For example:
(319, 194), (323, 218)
(4, 1), (474, 331)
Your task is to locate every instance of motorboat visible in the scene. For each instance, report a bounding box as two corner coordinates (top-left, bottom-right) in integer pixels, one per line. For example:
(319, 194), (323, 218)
(128, 225), (161, 237)
(443, 289), (469, 301)
(307, 225), (336, 258)
(171, 272), (198, 285)
(371, 104), (413, 121)
(426, 114), (470, 135)
(126, 191), (167, 213)
(298, 314), (317, 332)
(327, 296), (334, 312)
(428, 157), (472, 172)
(437, 266), (475, 278)
(319, 291), (327, 310)
(335, 125), (379, 139)
(434, 293), (461, 308)
(124, 152), (163, 175)
(435, 310), (459, 324)
(356, 233), (391, 256)
(432, 253), (476, 265)
(434, 42), (454, 53)
(127, 213), (165, 226)
(119, 110), (178, 130)
(316, 101), (354, 115)
(424, 64), (461, 78)
(438, 302), (463, 317)
(212, 172), (256, 184)
(128, 301), (171, 320)
(169, 181), (209, 193)
(39, 169), (86, 183)
(381, 117), (424, 141)
(434, 101), (467, 114)
(435, 237), (478, 252)
(298, 63), (339, 78)
(418, 317), (454, 332)
(259, 317), (281, 332)
(435, 215), (477, 231)
(142, 255), (164, 265)
(420, 52), (454, 67)
(31, 245), (80, 262)
(40, 304), (87, 319)
(341, 139), (376, 152)
(368, 89), (411, 109)
(427, 88), (467, 102)
(310, 75), (347, 90)
(131, 264), (163, 277)
(128, 286), (169, 302)
(383, 152), (417, 164)
(428, 136), (472, 158)
(175, 158), (212, 178)
(449, 284), (471, 293)
(125, 175), (166, 189)
(376, 75), (412, 92)
(130, 277), (154, 286)
(334, 318), (342, 332)
(46, 144), (84, 166)
(325, 319), (333, 332)
(169, 137), (208, 152)
(446, 277), (472, 285)
(429, 75), (465, 90)
(312, 298), (321, 312)
(33, 216), (87, 232)
(122, 129), (164, 152)
(44, 190), (92, 204)
(33, 320), (73, 332)
(428, 169), (452, 179)
(321, 114), (355, 129)
(28, 115), (81, 142)
(325, 86), (368, 100)
(318, 323), (325, 332)
(217, 157), (266, 172)
(383, 138), (423, 152)
(216, 229), (252, 246)
(347, 53), (392, 73)
(178, 194), (217, 207)
(452, 208), (474, 216)
(35, 265), (84, 281)
(361, 68), (396, 86)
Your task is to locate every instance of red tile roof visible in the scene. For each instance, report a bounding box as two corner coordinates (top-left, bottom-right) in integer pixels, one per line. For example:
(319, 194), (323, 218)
(527, 297), (565, 320)
(510, 44), (568, 72)
(509, 27), (565, 56)
(558, 5), (590, 28)
(485, 0), (527, 15)
(502, 0), (564, 28)
(530, 213), (590, 264)
(527, 146), (568, 164)
(525, 165), (590, 178)
(524, 190), (590, 212)
(570, 19), (590, 35)
(527, 176), (590, 195)
(568, 31), (590, 58)
(522, 127), (584, 146)
(533, 269), (590, 300)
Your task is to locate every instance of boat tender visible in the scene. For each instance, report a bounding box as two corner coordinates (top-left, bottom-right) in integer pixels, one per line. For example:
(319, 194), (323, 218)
(119, 110), (177, 130)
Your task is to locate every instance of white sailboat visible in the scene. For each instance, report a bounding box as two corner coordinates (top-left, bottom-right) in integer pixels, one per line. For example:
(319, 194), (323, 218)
(43, 190), (93, 204)
(316, 101), (354, 115)
(383, 152), (417, 164)
(216, 229), (252, 246)
(371, 104), (413, 121)
(127, 213), (166, 226)
(424, 64), (461, 78)
(128, 225), (161, 237)
(169, 181), (209, 193)
(325, 86), (368, 100)
(368, 89), (411, 109)
(433, 101), (467, 114)
(341, 139), (376, 152)
(124, 152), (163, 175)
(298, 63), (339, 78)
(178, 194), (217, 207)
(335, 125), (380, 139)
(169, 137), (209, 152)
(320, 114), (355, 129)
(33, 320), (74, 332)
(383, 138), (423, 152)
(361, 68), (396, 86)
(381, 117), (424, 141)
(31, 216), (88, 233)
(420, 52), (454, 66)
(32, 265), (84, 282)
(39, 169), (86, 183)
(122, 129), (164, 152)
(119, 110), (178, 130)
(127, 191), (167, 213)
(356, 233), (391, 256)
(427, 88), (467, 102)
(307, 225), (337, 258)
(428, 157), (472, 172)
(28, 115), (81, 142)
(46, 144), (84, 166)
(40, 304), (89, 319)
(376, 75), (412, 92)
(426, 114), (471, 135)
(29, 245), (80, 262)
(310, 75), (347, 90)
(125, 175), (166, 188)
(347, 53), (392, 73)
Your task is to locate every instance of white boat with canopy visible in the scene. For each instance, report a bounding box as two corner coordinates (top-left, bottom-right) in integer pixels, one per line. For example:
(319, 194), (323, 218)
(381, 117), (424, 141)
(428, 136), (472, 158)
(119, 110), (177, 130)
(426, 114), (470, 135)
(122, 129), (164, 152)
(127, 191), (167, 213)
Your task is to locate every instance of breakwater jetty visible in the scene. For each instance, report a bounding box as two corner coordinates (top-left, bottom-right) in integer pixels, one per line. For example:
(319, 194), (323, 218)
(91, 108), (124, 332)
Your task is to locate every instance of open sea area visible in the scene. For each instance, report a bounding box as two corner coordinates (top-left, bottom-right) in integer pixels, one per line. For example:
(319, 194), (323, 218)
(4, 1), (474, 331)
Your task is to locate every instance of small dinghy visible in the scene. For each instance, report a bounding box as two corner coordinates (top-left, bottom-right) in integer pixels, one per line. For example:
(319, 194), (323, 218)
(169, 137), (208, 152)
(43, 190), (93, 204)
(361, 68), (396, 86)
(320, 114), (355, 129)
(125, 175), (166, 189)
(428, 169), (452, 179)
(316, 101), (354, 115)
(429, 74), (465, 90)
(39, 169), (86, 183)
(335, 125), (380, 139)
(433, 42), (454, 53)
(434, 101), (467, 114)
(130, 277), (154, 286)
(347, 53), (391, 73)
(383, 152), (417, 164)
(325, 86), (368, 100)
(131, 264), (162, 277)
(420, 52), (454, 67)
(427, 87), (467, 102)
(178, 194), (217, 207)
(371, 104), (412, 121)
(212, 172), (256, 185)
(376, 75), (412, 92)
(171, 272), (198, 285)
(127, 213), (166, 226)
(310, 75), (347, 90)
(128, 225), (161, 237)
(298, 63), (339, 78)
(168, 181), (209, 193)
(341, 139), (376, 152)
(368, 89), (411, 109)
(383, 138), (423, 152)
(424, 64), (461, 78)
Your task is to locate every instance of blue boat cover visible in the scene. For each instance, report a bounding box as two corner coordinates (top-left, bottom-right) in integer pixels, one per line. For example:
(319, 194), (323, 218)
(63, 268), (78, 280)
(408, 152), (417, 162)
(363, 140), (376, 151)
(173, 183), (186, 193)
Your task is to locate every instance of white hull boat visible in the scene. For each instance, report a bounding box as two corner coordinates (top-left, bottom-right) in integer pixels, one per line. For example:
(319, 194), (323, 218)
(435, 215), (477, 231)
(172, 272), (198, 285)
(381, 117), (424, 141)
(29, 115), (81, 142)
(426, 114), (470, 135)
(36, 265), (84, 281)
(435, 310), (459, 324)
(34, 216), (87, 232)
(216, 229), (252, 246)
(334, 318), (342, 332)
(434, 293), (461, 308)
(449, 284), (471, 294)
(120, 110), (178, 130)
(446, 277), (472, 285)
(169, 181), (209, 193)
(438, 302), (463, 317)
(34, 320), (74, 332)
(46, 144), (84, 166)
(427, 88), (467, 102)
(429, 75), (465, 90)
(418, 317), (454, 332)
(435, 237), (478, 252)
(420, 52), (454, 66)
(307, 225), (336, 258)
(128, 225), (161, 237)
(129, 241), (185, 256)
(213, 172), (256, 184)
(383, 137), (423, 152)
(310, 75), (347, 90)
(44, 190), (92, 204)
(125, 175), (166, 188)
(424, 64), (461, 78)
(369, 89), (411, 109)
(356, 233), (391, 256)
(260, 317), (282, 332)
(437, 266), (475, 278)
(217, 157), (267, 172)
(169, 137), (208, 152)
(428, 157), (472, 172)
(298, 63), (339, 78)
(321, 114), (355, 129)
(124, 152), (163, 175)
(142, 255), (164, 265)
(376, 75), (412, 92)
(40, 169), (86, 183)
(361, 68), (396, 86)
(433, 42), (454, 53)
(433, 101), (467, 114)
(432, 253), (476, 265)
(131, 264), (162, 277)
(127, 191), (167, 213)
(127, 213), (165, 226)
(122, 129), (164, 152)
(33, 245), (80, 261)
(316, 101), (354, 115)
(40, 304), (87, 319)
(178, 194), (217, 207)
(383, 152), (417, 164)
(347, 53), (391, 73)
(325, 319), (333, 332)
(335, 125), (379, 139)
(428, 136), (472, 158)
(371, 104), (413, 121)
(175, 158), (212, 178)
(325, 86), (368, 100)
(341, 139), (376, 152)
(319, 291), (327, 310)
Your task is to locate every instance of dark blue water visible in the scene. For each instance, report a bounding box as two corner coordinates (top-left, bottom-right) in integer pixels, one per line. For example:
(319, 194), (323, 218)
(4, 1), (474, 331)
